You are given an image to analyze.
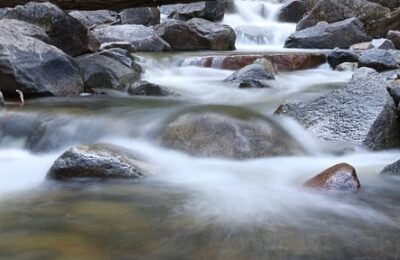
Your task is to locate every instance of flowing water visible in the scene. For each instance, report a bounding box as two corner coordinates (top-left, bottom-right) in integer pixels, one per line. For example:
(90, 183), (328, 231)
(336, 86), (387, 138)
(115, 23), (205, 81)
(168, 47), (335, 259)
(1, 0), (400, 259)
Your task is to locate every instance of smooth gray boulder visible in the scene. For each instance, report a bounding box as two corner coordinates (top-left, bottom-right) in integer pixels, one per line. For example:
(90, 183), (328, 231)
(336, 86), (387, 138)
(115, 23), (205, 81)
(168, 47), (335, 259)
(128, 81), (178, 96)
(161, 110), (306, 159)
(358, 49), (399, 72)
(69, 10), (118, 29)
(120, 7), (160, 26)
(93, 24), (170, 52)
(167, 1), (225, 21)
(1, 2), (99, 56)
(47, 144), (148, 180)
(156, 18), (235, 51)
(276, 68), (400, 149)
(285, 18), (372, 49)
(0, 27), (83, 97)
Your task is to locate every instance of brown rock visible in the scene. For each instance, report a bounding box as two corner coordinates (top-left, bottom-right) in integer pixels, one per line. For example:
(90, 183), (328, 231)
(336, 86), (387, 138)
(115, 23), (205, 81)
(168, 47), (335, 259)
(180, 53), (326, 71)
(388, 30), (400, 49)
(304, 163), (361, 193)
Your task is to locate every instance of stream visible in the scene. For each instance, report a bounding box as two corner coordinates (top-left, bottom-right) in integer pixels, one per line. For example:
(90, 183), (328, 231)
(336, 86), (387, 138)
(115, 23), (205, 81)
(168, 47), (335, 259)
(1, 0), (400, 258)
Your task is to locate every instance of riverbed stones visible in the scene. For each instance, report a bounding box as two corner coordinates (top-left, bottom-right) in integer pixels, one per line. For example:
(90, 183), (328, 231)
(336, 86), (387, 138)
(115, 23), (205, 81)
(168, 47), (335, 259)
(224, 59), (276, 88)
(128, 81), (178, 96)
(0, 2), (99, 56)
(167, 1), (225, 21)
(155, 18), (235, 51)
(358, 49), (399, 72)
(69, 10), (118, 29)
(47, 144), (148, 180)
(327, 49), (359, 69)
(0, 27), (83, 97)
(161, 111), (305, 159)
(276, 68), (400, 149)
(285, 18), (372, 49)
(93, 24), (170, 52)
(381, 160), (400, 176)
(120, 7), (160, 26)
(388, 30), (400, 49)
(304, 163), (361, 193)
(278, 0), (307, 23)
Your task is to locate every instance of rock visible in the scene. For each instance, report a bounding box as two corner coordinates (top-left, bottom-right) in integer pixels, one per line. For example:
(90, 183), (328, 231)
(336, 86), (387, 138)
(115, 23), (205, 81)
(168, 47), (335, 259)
(368, 39), (396, 50)
(93, 24), (170, 52)
(47, 144), (148, 180)
(167, 1), (225, 22)
(335, 62), (358, 72)
(276, 68), (398, 148)
(388, 30), (400, 49)
(350, 41), (371, 51)
(278, 0), (307, 23)
(0, 18), (50, 43)
(285, 18), (372, 49)
(156, 18), (235, 51)
(224, 59), (276, 88)
(381, 160), (400, 176)
(181, 53), (326, 71)
(304, 163), (361, 193)
(69, 10), (118, 29)
(369, 0), (400, 9)
(99, 41), (137, 52)
(128, 81), (178, 96)
(120, 7), (160, 26)
(358, 49), (399, 72)
(0, 91), (4, 107)
(1, 2), (98, 56)
(75, 49), (141, 92)
(387, 84), (400, 107)
(161, 110), (305, 159)
(327, 49), (359, 69)
(296, 0), (390, 31)
(0, 28), (83, 97)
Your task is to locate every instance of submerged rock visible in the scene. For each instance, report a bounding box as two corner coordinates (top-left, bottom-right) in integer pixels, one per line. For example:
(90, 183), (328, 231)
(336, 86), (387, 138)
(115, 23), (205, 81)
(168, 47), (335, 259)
(304, 163), (361, 193)
(1, 2), (99, 56)
(47, 144), (148, 180)
(156, 18), (235, 51)
(285, 18), (372, 49)
(120, 7), (160, 26)
(128, 81), (178, 97)
(161, 111), (305, 159)
(167, 1), (225, 22)
(358, 49), (399, 72)
(381, 160), (400, 176)
(276, 68), (400, 149)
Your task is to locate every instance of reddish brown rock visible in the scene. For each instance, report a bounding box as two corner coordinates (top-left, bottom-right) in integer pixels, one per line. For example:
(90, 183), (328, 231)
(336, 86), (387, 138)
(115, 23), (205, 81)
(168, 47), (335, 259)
(304, 163), (361, 193)
(180, 53), (326, 71)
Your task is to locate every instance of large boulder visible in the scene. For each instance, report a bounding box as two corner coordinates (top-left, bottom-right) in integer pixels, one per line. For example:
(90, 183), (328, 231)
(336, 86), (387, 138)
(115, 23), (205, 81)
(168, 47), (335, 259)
(156, 18), (235, 51)
(93, 24), (170, 52)
(128, 81), (178, 96)
(358, 49), (399, 72)
(285, 18), (372, 49)
(167, 1), (225, 22)
(304, 163), (361, 193)
(0, 28), (83, 97)
(388, 30), (400, 49)
(278, 0), (307, 23)
(76, 49), (141, 92)
(381, 159), (400, 176)
(1, 2), (98, 56)
(224, 59), (277, 88)
(275, 68), (400, 149)
(0, 18), (50, 43)
(69, 10), (118, 29)
(296, 0), (390, 31)
(120, 7), (160, 26)
(47, 144), (148, 180)
(161, 110), (306, 159)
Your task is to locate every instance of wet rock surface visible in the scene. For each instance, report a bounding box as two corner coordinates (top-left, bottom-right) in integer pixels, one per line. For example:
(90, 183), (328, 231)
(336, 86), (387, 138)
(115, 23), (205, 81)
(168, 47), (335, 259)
(167, 1), (225, 21)
(305, 163), (361, 193)
(358, 49), (399, 71)
(120, 7), (160, 26)
(278, 0), (307, 23)
(128, 81), (178, 96)
(47, 144), (148, 180)
(327, 49), (359, 69)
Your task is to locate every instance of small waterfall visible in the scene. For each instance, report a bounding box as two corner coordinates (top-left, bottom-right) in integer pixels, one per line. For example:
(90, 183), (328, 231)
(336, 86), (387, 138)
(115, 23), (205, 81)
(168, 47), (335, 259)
(222, 0), (296, 50)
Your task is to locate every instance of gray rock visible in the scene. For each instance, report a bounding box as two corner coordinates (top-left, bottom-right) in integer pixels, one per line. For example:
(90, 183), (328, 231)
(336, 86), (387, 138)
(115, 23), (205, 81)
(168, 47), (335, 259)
(388, 30), (400, 49)
(0, 91), (4, 107)
(0, 28), (83, 97)
(0, 18), (50, 43)
(99, 41), (137, 52)
(285, 18), (372, 49)
(368, 0), (400, 10)
(167, 1), (225, 22)
(275, 68), (398, 148)
(327, 49), (359, 69)
(368, 39), (396, 50)
(47, 144), (148, 180)
(69, 10), (118, 29)
(1, 2), (99, 56)
(296, 0), (390, 32)
(128, 81), (178, 96)
(76, 49), (141, 92)
(381, 160), (400, 176)
(278, 0), (307, 23)
(93, 24), (170, 52)
(121, 7), (160, 26)
(224, 59), (276, 88)
(161, 110), (306, 159)
(358, 49), (399, 72)
(156, 18), (235, 51)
